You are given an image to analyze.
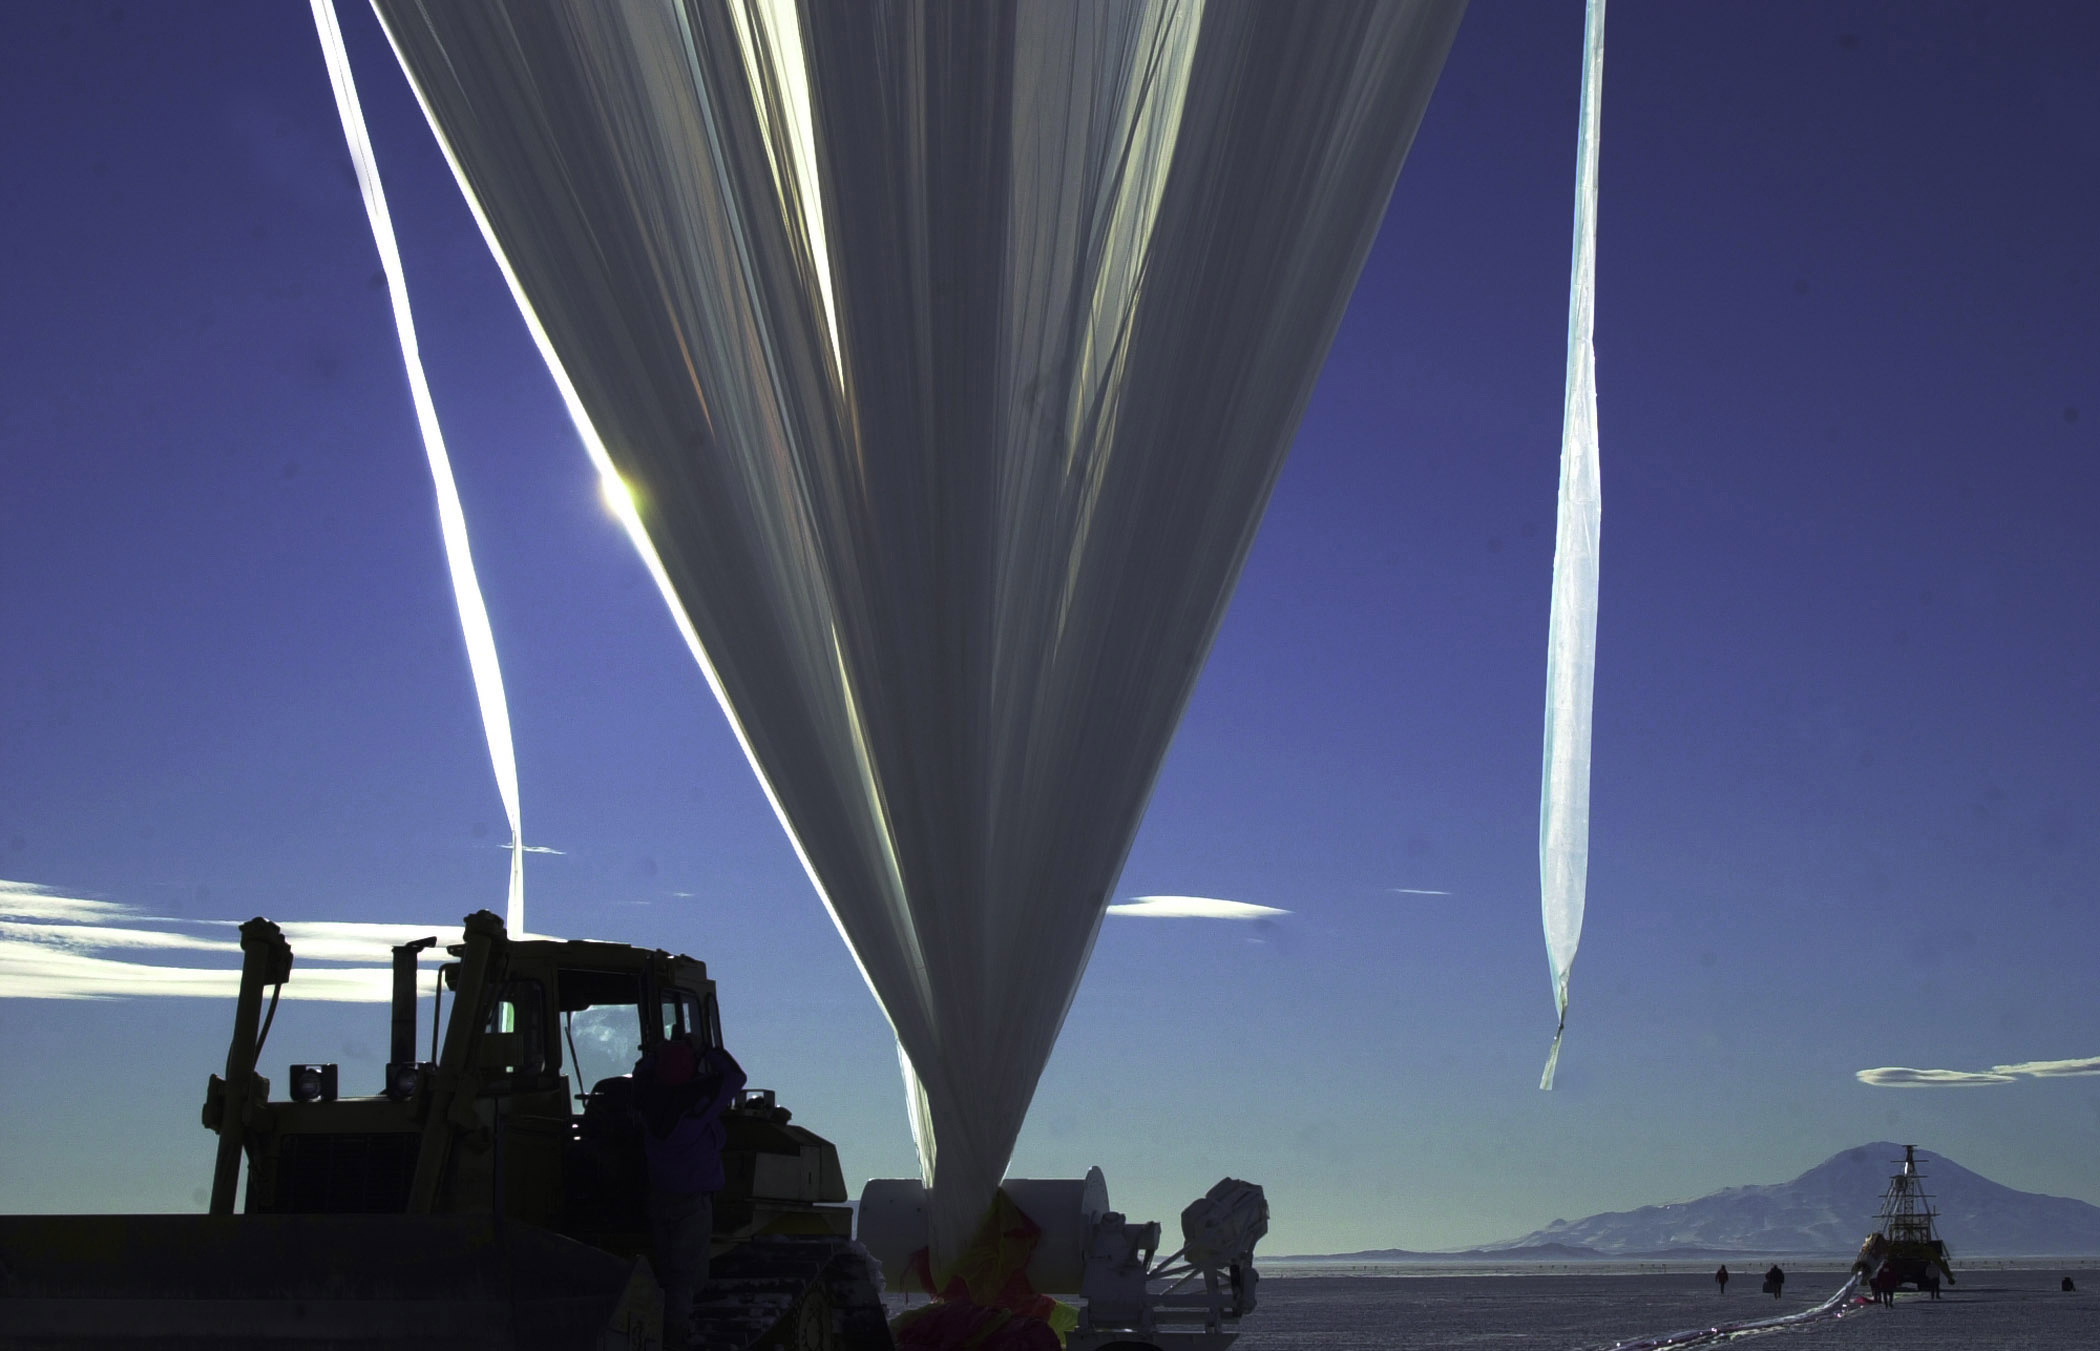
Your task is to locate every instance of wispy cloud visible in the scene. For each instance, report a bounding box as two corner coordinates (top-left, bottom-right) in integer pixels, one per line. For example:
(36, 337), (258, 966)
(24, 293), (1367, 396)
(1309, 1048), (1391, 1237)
(0, 920), (233, 954)
(1856, 1055), (2100, 1088)
(1389, 887), (1451, 896)
(0, 892), (142, 923)
(0, 878), (505, 1002)
(1992, 1056), (2100, 1078)
(0, 940), (392, 1002)
(1106, 895), (1290, 920)
(212, 920), (467, 966)
(519, 844), (565, 855)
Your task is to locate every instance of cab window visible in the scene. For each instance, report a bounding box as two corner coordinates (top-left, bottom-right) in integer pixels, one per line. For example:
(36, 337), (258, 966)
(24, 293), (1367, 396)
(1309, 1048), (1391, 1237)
(483, 978), (547, 1075)
(659, 989), (717, 1049)
(558, 968), (644, 1090)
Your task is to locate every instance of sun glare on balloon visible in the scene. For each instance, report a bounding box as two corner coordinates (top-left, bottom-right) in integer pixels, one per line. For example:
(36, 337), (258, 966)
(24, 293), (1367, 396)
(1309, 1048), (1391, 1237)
(600, 472), (637, 519)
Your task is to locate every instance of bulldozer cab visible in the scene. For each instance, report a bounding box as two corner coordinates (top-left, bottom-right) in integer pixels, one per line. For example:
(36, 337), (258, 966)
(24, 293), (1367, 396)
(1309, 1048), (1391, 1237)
(205, 911), (848, 1259)
(541, 954), (717, 1093)
(2, 912), (878, 1351)
(460, 944), (713, 1085)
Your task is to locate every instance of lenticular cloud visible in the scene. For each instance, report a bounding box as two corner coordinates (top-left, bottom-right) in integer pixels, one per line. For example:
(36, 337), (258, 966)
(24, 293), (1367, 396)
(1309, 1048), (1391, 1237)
(1856, 1056), (2100, 1088)
(1105, 896), (1289, 920)
(1855, 1066), (2020, 1088)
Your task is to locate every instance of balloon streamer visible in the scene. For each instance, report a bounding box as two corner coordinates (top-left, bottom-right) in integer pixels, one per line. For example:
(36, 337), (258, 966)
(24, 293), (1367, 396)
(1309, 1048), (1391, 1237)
(1598, 1274), (1869, 1351)
(1541, 0), (1606, 1090)
(312, 0), (525, 933)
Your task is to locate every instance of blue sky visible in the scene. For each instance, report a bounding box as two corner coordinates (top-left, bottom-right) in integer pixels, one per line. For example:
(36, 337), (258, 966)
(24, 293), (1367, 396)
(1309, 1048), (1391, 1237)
(3, 2), (2097, 1254)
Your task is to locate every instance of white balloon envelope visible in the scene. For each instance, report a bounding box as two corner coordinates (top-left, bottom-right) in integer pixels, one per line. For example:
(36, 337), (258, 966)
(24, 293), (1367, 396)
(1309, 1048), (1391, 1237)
(375, 0), (1464, 1259)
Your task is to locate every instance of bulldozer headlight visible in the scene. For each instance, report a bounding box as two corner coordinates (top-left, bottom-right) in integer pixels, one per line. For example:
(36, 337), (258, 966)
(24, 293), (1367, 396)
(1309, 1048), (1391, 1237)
(290, 1063), (338, 1103)
(384, 1061), (426, 1100)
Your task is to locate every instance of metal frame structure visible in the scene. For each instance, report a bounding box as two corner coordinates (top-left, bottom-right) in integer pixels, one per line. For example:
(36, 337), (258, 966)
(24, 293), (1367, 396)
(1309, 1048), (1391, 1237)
(1854, 1143), (1956, 1293)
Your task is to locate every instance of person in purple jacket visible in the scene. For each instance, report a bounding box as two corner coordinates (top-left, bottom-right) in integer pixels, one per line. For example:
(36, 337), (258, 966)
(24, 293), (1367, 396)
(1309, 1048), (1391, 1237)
(632, 1035), (746, 1351)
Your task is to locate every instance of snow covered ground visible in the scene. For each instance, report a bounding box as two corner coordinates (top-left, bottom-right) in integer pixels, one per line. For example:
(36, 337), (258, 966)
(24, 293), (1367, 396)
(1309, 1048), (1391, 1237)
(1235, 1270), (2094, 1350)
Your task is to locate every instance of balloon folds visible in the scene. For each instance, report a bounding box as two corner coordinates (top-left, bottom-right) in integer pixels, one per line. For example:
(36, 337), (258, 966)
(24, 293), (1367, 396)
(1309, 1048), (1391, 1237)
(375, 0), (1463, 1258)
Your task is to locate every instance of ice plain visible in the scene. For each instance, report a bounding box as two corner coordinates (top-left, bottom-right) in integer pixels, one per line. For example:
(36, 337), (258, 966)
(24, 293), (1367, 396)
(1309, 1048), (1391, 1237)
(1234, 1268), (2095, 1350)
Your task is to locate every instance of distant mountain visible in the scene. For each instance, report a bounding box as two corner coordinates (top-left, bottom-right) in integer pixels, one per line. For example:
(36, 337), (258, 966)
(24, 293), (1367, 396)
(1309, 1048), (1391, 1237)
(1283, 1241), (1608, 1263)
(1484, 1143), (2100, 1257)
(1283, 1143), (2100, 1262)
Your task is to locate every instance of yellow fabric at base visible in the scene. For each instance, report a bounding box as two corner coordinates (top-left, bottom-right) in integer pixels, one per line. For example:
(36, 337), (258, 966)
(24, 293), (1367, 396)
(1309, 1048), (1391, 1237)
(937, 1188), (1041, 1305)
(898, 1188), (1080, 1346)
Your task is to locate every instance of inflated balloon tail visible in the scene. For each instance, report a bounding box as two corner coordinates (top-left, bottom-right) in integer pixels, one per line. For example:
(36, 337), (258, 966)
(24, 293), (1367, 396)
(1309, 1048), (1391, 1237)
(313, 0), (527, 932)
(1539, 0), (1605, 1093)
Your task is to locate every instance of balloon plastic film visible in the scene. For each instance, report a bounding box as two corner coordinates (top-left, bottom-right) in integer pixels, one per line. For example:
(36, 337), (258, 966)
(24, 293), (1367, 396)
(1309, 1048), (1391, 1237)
(312, 0), (526, 932)
(1539, 0), (1604, 1091)
(372, 0), (1465, 1260)
(1602, 1274), (1868, 1351)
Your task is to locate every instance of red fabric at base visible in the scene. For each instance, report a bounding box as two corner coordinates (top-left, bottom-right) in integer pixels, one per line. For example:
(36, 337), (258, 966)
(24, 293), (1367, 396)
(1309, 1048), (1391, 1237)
(891, 1188), (1069, 1349)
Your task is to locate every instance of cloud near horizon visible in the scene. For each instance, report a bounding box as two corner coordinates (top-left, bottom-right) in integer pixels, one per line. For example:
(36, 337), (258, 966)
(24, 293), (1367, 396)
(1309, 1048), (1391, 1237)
(1856, 1055), (2100, 1088)
(0, 878), (528, 1001)
(1106, 895), (1290, 920)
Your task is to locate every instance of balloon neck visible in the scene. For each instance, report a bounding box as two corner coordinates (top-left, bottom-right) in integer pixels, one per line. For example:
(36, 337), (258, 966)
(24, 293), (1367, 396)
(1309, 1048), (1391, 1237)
(918, 1187), (1049, 1313)
(1540, 1020), (1566, 1091)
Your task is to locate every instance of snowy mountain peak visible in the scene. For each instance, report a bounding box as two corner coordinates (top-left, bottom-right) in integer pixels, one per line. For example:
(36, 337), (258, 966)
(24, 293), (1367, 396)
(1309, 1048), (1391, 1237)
(1487, 1143), (2100, 1256)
